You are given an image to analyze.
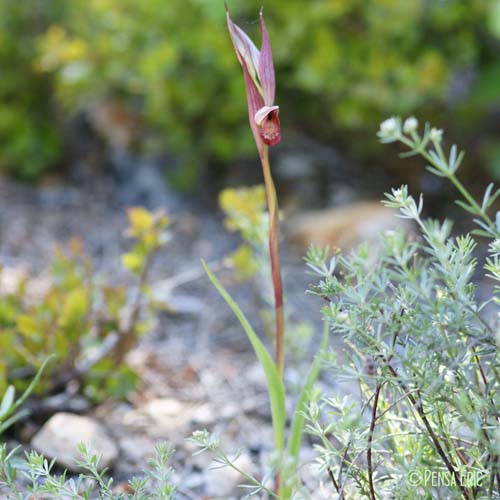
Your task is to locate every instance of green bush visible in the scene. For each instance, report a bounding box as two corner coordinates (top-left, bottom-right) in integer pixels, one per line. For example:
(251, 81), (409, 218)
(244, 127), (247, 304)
(0, 442), (176, 499)
(1, 0), (499, 182)
(0, 0), (65, 179)
(190, 117), (500, 499)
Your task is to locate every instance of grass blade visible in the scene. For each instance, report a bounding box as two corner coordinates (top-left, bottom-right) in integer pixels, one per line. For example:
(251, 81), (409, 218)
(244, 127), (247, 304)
(202, 261), (286, 451)
(280, 322), (329, 499)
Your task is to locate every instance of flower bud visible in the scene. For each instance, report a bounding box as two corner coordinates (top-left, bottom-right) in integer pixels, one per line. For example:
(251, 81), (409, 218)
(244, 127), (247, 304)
(430, 127), (443, 143)
(403, 116), (418, 134)
(378, 117), (401, 143)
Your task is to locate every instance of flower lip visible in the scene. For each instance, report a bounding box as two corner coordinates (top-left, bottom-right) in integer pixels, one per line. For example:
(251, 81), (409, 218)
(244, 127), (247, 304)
(254, 105), (279, 126)
(259, 108), (281, 146)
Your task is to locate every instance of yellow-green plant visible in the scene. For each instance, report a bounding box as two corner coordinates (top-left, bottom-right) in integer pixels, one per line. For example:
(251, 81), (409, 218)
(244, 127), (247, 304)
(0, 207), (169, 401)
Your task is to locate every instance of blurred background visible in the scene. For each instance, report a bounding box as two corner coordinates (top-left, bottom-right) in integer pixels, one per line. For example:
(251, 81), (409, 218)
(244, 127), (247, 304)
(0, 1), (500, 489)
(0, 0), (498, 204)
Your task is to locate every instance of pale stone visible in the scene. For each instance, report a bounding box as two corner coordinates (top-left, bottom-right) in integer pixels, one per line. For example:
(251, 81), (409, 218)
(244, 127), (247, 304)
(203, 453), (255, 497)
(31, 412), (118, 472)
(288, 201), (412, 251)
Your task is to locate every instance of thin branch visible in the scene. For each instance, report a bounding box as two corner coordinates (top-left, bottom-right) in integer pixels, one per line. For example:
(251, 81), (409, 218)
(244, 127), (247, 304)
(327, 467), (341, 498)
(375, 388), (420, 422)
(367, 384), (382, 500)
(386, 364), (472, 500)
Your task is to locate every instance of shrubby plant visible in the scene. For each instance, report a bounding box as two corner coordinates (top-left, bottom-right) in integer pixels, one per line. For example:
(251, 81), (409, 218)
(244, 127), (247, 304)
(0, 442), (176, 500)
(302, 118), (500, 499)
(197, 109), (500, 497)
(219, 185), (268, 281)
(0, 0), (66, 179)
(0, 207), (169, 401)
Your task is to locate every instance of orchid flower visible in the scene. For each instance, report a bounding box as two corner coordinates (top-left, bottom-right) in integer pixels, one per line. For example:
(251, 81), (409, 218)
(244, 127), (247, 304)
(226, 9), (286, 493)
(226, 6), (284, 377)
(226, 7), (281, 151)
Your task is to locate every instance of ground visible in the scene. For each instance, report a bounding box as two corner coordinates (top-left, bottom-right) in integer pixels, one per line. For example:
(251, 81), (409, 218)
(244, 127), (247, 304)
(0, 166), (333, 498)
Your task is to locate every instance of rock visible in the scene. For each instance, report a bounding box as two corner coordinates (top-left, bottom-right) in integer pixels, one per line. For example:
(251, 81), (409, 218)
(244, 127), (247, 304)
(203, 453), (255, 497)
(142, 398), (191, 436)
(118, 435), (156, 465)
(276, 152), (316, 181)
(28, 393), (91, 417)
(190, 403), (215, 426)
(287, 201), (412, 251)
(31, 413), (118, 472)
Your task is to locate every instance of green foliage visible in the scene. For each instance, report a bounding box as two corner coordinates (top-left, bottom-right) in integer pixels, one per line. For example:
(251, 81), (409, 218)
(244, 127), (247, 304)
(304, 119), (500, 498)
(0, 441), (176, 499)
(0, 207), (169, 402)
(0, 357), (52, 435)
(0, 0), (65, 179)
(1, 0), (499, 180)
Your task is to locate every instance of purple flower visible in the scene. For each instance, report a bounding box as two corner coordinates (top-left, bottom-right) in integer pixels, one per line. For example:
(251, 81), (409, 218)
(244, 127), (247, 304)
(226, 6), (281, 150)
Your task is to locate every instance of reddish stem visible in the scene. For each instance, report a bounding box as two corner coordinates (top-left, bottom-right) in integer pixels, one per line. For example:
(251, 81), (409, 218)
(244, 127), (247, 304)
(260, 145), (284, 377)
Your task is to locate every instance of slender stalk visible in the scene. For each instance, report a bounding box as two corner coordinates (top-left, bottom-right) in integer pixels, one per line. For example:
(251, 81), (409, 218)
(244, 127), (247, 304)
(367, 384), (382, 500)
(260, 144), (285, 377)
(386, 364), (472, 500)
(399, 134), (496, 233)
(327, 467), (341, 497)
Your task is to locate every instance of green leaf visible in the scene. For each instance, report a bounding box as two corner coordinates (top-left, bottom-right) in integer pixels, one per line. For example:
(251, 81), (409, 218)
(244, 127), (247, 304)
(0, 409), (29, 434)
(0, 355), (54, 434)
(287, 321), (329, 459)
(0, 386), (15, 420)
(127, 207), (155, 235)
(202, 261), (286, 452)
(122, 252), (144, 273)
(16, 315), (38, 338)
(489, 0), (500, 38)
(281, 321), (329, 499)
(11, 356), (54, 414)
(59, 289), (88, 330)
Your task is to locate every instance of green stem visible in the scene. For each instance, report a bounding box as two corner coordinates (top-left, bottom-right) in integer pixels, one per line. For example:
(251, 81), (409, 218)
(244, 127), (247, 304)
(399, 134), (496, 233)
(260, 145), (285, 377)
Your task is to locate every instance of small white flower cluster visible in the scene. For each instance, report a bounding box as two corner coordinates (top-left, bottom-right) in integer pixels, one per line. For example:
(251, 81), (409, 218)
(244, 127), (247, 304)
(429, 127), (443, 143)
(378, 116), (401, 142)
(390, 186), (409, 205)
(379, 116), (443, 145)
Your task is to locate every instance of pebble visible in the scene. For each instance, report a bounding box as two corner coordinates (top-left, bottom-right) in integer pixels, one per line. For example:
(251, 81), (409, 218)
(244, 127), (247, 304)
(203, 453), (255, 497)
(141, 398), (192, 439)
(31, 412), (118, 472)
